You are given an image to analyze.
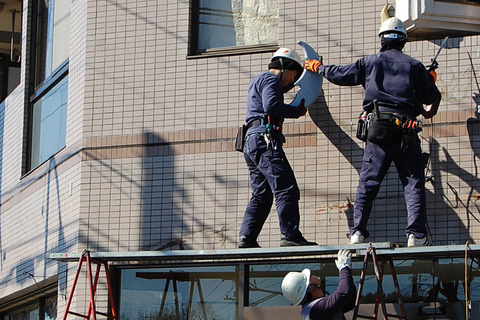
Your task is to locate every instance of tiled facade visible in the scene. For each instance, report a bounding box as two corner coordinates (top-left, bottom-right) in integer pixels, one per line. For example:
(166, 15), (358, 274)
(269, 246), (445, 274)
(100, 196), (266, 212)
(0, 0), (479, 317)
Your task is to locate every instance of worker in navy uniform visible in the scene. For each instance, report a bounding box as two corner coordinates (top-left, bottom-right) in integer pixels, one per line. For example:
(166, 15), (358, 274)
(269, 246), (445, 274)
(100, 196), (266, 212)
(281, 249), (356, 320)
(304, 17), (441, 247)
(238, 48), (317, 248)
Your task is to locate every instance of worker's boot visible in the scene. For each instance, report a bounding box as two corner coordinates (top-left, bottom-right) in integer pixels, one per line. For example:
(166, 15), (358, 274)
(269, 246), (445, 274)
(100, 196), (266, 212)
(280, 235), (317, 247)
(238, 236), (261, 248)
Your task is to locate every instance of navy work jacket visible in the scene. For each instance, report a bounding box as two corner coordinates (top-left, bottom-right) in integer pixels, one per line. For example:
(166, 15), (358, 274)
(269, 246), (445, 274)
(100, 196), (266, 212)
(245, 71), (304, 136)
(318, 49), (441, 117)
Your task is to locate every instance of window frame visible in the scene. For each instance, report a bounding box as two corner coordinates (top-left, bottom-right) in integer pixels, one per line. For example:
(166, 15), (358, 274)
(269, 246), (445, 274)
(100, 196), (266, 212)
(25, 0), (70, 174)
(188, 0), (279, 58)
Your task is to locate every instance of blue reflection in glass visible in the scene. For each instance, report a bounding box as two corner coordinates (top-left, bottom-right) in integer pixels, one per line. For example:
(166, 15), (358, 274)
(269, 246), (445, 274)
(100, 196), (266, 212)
(30, 75), (68, 169)
(120, 266), (237, 320)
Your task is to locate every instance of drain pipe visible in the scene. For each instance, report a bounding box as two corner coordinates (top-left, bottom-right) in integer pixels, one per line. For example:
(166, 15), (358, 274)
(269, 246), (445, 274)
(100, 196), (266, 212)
(10, 9), (21, 63)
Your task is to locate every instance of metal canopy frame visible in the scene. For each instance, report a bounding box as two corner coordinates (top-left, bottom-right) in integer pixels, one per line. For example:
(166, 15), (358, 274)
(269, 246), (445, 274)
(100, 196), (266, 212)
(48, 243), (480, 264)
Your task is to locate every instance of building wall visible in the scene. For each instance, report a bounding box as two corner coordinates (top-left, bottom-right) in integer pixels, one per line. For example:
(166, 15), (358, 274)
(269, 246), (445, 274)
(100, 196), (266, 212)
(0, 0), (478, 316)
(77, 0), (479, 251)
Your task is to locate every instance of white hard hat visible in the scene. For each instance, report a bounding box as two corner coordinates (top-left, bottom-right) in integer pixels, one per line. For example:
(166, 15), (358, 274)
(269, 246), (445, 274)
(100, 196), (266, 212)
(271, 47), (303, 71)
(281, 269), (311, 305)
(378, 17), (407, 38)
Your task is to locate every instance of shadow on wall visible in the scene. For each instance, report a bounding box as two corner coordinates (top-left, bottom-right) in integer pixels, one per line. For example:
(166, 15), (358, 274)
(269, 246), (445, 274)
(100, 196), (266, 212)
(140, 131), (235, 251)
(467, 114), (480, 225)
(427, 138), (474, 244)
(308, 90), (364, 174)
(0, 157), (70, 291)
(307, 90), (361, 234)
(76, 130), (235, 252)
(307, 91), (477, 244)
(44, 159), (68, 295)
(140, 131), (189, 251)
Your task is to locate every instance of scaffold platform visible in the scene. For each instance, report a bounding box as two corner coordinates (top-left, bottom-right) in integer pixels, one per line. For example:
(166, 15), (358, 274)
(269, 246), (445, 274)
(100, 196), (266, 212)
(48, 242), (480, 263)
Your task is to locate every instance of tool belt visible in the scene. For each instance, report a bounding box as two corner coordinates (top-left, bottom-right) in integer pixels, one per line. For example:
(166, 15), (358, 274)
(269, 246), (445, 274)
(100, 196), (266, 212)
(235, 115), (284, 152)
(246, 115), (283, 132)
(356, 105), (422, 151)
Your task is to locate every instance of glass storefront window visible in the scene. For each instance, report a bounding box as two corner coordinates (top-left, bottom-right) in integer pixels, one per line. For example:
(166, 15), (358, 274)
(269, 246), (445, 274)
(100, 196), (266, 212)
(249, 258), (480, 307)
(120, 266), (237, 320)
(118, 257), (480, 319)
(248, 262), (322, 307)
(359, 258), (472, 304)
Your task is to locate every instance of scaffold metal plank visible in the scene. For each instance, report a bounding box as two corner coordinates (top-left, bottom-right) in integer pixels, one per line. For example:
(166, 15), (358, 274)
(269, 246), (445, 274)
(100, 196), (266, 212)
(48, 242), (396, 262)
(48, 242), (480, 263)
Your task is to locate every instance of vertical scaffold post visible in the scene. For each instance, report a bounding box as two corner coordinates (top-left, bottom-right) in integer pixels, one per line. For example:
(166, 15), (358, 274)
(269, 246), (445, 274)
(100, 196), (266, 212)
(63, 250), (118, 320)
(352, 244), (407, 320)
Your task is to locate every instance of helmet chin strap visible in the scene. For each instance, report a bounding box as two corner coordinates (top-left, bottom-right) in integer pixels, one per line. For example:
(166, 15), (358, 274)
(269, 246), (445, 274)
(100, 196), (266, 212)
(279, 57), (284, 81)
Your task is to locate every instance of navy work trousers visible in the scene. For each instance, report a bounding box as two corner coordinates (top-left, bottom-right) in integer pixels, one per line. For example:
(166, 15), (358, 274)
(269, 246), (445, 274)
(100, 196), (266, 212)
(352, 139), (428, 239)
(239, 133), (302, 240)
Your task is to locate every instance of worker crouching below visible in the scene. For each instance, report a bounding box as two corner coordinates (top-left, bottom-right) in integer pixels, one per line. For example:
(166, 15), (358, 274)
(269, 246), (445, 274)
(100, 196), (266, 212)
(304, 17), (441, 247)
(238, 48), (317, 248)
(281, 249), (356, 320)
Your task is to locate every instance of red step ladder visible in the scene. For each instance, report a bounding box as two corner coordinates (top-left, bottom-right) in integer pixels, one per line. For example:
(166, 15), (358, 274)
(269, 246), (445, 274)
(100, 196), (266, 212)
(352, 245), (407, 320)
(63, 250), (118, 320)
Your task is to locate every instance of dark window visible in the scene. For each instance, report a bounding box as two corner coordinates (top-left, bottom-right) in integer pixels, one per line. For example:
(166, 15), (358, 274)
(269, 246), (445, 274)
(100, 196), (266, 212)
(190, 0), (278, 56)
(0, 0), (22, 103)
(1, 293), (57, 319)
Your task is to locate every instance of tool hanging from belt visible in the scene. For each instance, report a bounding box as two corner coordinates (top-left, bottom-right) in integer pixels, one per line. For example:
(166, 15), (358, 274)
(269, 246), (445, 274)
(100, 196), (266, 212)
(399, 118), (423, 151)
(236, 115), (285, 152)
(250, 115), (285, 149)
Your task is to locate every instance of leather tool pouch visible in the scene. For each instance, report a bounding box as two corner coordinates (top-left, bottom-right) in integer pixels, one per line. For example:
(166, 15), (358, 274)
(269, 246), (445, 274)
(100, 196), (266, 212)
(235, 124), (247, 152)
(367, 118), (395, 145)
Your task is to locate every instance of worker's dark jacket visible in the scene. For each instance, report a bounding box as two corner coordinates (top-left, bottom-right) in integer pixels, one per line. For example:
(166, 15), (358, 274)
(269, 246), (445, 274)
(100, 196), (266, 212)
(301, 267), (356, 320)
(245, 71), (304, 135)
(318, 49), (441, 116)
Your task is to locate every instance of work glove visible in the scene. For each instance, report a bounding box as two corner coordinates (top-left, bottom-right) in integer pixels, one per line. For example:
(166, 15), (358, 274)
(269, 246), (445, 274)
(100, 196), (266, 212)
(429, 70), (437, 82)
(299, 99), (308, 116)
(304, 59), (322, 73)
(335, 249), (352, 271)
(422, 102), (439, 119)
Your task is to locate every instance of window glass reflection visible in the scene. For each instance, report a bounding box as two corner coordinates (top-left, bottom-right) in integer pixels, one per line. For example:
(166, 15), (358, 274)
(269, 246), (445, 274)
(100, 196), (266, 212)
(120, 266), (237, 320)
(249, 257), (480, 307)
(30, 75), (68, 169)
(35, 0), (71, 85)
(44, 295), (58, 320)
(197, 0), (278, 51)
